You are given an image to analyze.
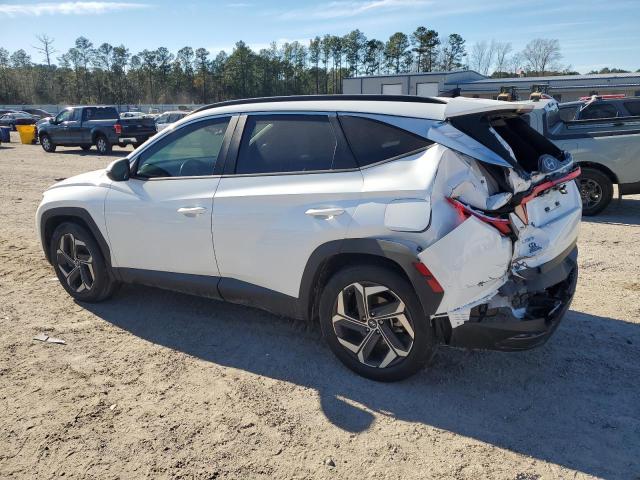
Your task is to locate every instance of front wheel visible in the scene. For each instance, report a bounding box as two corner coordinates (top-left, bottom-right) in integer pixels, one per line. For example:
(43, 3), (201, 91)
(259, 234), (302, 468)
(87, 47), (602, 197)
(319, 265), (436, 382)
(50, 222), (119, 302)
(579, 167), (613, 216)
(95, 135), (112, 155)
(40, 134), (56, 152)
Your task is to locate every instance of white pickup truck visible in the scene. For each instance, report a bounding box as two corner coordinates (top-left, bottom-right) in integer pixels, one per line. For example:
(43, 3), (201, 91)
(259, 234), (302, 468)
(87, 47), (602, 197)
(525, 99), (640, 215)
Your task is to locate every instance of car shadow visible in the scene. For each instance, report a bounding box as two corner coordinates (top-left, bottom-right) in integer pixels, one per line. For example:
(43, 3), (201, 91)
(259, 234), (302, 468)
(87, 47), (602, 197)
(83, 285), (640, 479)
(582, 197), (640, 226)
(53, 148), (131, 157)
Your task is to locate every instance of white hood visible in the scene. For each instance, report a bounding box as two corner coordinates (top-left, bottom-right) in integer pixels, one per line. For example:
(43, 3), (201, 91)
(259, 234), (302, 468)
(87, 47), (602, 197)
(47, 169), (111, 191)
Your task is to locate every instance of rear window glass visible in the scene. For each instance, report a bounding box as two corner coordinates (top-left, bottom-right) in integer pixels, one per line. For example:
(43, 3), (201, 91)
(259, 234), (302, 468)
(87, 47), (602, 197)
(579, 103), (618, 120)
(623, 101), (640, 116)
(339, 115), (431, 166)
(83, 107), (118, 121)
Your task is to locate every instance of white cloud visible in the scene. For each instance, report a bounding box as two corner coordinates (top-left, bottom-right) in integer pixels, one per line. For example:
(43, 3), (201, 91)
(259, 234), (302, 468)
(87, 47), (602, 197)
(280, 0), (432, 20)
(0, 2), (150, 17)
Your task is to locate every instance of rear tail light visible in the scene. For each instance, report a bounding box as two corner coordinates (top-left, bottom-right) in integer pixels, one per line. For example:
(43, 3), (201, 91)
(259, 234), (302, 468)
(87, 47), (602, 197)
(446, 197), (512, 235)
(413, 262), (444, 293)
(114, 123), (122, 135)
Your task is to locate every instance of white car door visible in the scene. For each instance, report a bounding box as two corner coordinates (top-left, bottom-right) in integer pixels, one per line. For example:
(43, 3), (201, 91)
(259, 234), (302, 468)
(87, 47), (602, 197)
(212, 113), (363, 299)
(105, 115), (235, 277)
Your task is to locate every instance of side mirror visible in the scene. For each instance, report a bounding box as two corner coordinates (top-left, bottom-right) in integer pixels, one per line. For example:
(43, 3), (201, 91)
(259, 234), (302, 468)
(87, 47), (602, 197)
(48, 118), (55, 124)
(106, 158), (131, 182)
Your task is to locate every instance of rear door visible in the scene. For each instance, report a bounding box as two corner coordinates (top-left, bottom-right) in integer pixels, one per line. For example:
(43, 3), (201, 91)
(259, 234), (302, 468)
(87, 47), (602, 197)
(212, 112), (363, 299)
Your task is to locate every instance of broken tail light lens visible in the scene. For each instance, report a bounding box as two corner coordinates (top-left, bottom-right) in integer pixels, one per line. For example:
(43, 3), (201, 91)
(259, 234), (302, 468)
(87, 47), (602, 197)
(445, 197), (512, 235)
(413, 262), (444, 293)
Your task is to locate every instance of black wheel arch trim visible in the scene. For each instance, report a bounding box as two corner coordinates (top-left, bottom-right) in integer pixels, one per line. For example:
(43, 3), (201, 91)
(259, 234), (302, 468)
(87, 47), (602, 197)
(40, 207), (115, 277)
(298, 238), (444, 323)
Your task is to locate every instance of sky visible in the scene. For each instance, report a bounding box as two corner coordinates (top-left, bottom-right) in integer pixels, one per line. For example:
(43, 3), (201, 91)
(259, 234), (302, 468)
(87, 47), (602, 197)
(1, 0), (639, 74)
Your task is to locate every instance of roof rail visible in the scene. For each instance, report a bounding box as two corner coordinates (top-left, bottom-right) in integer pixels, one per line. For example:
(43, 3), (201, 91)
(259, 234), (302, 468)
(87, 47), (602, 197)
(189, 94), (446, 115)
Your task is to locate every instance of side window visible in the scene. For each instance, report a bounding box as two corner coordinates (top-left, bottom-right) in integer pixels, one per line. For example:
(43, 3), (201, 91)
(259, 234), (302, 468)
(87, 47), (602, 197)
(56, 110), (73, 123)
(623, 101), (640, 116)
(71, 109), (81, 121)
(339, 115), (431, 166)
(558, 106), (579, 122)
(135, 117), (230, 178)
(580, 103), (618, 120)
(235, 115), (338, 174)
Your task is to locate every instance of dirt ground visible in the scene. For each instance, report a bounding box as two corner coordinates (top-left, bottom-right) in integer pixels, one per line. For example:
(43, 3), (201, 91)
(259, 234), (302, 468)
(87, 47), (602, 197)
(0, 132), (639, 480)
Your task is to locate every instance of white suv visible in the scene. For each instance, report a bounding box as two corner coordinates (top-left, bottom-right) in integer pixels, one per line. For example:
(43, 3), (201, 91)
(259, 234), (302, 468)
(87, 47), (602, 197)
(37, 95), (581, 381)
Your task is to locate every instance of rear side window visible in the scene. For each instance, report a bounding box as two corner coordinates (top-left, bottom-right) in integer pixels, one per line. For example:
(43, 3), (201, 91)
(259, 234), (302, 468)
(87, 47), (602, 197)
(558, 106), (579, 122)
(339, 115), (431, 166)
(236, 115), (338, 174)
(579, 103), (618, 120)
(623, 101), (640, 116)
(83, 107), (119, 121)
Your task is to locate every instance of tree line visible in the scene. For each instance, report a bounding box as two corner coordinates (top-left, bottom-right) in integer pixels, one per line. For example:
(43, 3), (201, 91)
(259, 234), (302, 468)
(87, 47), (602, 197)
(0, 28), (637, 106)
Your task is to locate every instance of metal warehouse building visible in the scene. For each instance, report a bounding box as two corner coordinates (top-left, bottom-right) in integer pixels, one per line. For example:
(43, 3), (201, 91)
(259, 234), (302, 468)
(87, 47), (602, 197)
(343, 71), (640, 102)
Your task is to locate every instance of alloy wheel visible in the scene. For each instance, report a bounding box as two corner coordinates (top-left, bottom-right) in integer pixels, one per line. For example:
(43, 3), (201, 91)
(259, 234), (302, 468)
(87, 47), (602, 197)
(332, 282), (414, 369)
(579, 178), (602, 208)
(97, 138), (106, 153)
(56, 233), (95, 293)
(41, 136), (51, 150)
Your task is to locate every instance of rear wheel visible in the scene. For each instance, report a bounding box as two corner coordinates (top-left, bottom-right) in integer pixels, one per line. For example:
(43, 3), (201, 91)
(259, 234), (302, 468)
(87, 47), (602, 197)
(40, 134), (56, 152)
(579, 167), (613, 216)
(319, 265), (436, 382)
(95, 135), (112, 154)
(50, 222), (119, 302)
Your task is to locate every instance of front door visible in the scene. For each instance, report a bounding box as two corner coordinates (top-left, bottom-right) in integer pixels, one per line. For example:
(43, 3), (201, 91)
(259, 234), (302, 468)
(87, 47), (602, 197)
(212, 113), (363, 299)
(105, 115), (234, 278)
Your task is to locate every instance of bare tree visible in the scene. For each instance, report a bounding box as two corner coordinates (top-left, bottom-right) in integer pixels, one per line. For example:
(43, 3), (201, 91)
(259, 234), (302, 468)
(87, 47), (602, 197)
(493, 42), (512, 77)
(470, 41), (494, 75)
(34, 34), (56, 68)
(522, 38), (561, 76)
(508, 52), (523, 76)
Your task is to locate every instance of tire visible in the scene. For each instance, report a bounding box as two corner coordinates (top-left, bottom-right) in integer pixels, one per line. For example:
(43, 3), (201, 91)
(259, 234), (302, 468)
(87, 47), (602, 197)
(579, 167), (613, 216)
(95, 135), (112, 154)
(50, 222), (119, 303)
(81, 145), (91, 151)
(319, 265), (437, 382)
(40, 134), (56, 152)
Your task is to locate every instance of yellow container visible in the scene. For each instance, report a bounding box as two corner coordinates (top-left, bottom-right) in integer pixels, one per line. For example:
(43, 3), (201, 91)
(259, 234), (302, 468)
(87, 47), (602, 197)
(16, 125), (36, 144)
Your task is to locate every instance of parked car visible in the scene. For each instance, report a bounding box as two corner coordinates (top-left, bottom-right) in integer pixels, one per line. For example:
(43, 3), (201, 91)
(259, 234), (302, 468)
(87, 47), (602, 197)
(0, 111), (38, 130)
(36, 95), (581, 381)
(155, 111), (188, 131)
(23, 108), (54, 119)
(526, 99), (640, 215)
(557, 95), (640, 122)
(38, 106), (157, 154)
(0, 108), (18, 116)
(120, 111), (145, 118)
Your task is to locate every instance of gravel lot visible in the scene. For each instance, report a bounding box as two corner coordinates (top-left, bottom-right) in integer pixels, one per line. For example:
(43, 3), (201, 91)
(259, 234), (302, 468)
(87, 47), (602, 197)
(1, 132), (639, 479)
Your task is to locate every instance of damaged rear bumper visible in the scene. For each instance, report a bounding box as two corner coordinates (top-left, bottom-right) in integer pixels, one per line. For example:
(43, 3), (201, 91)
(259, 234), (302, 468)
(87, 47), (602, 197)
(445, 245), (578, 351)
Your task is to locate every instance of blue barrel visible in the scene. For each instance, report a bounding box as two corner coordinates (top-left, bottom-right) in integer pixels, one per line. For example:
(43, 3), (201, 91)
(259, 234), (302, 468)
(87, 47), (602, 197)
(0, 127), (10, 143)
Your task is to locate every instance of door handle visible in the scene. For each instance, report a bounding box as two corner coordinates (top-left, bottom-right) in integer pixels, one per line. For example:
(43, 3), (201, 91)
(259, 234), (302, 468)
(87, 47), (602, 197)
(305, 207), (345, 219)
(177, 206), (207, 217)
